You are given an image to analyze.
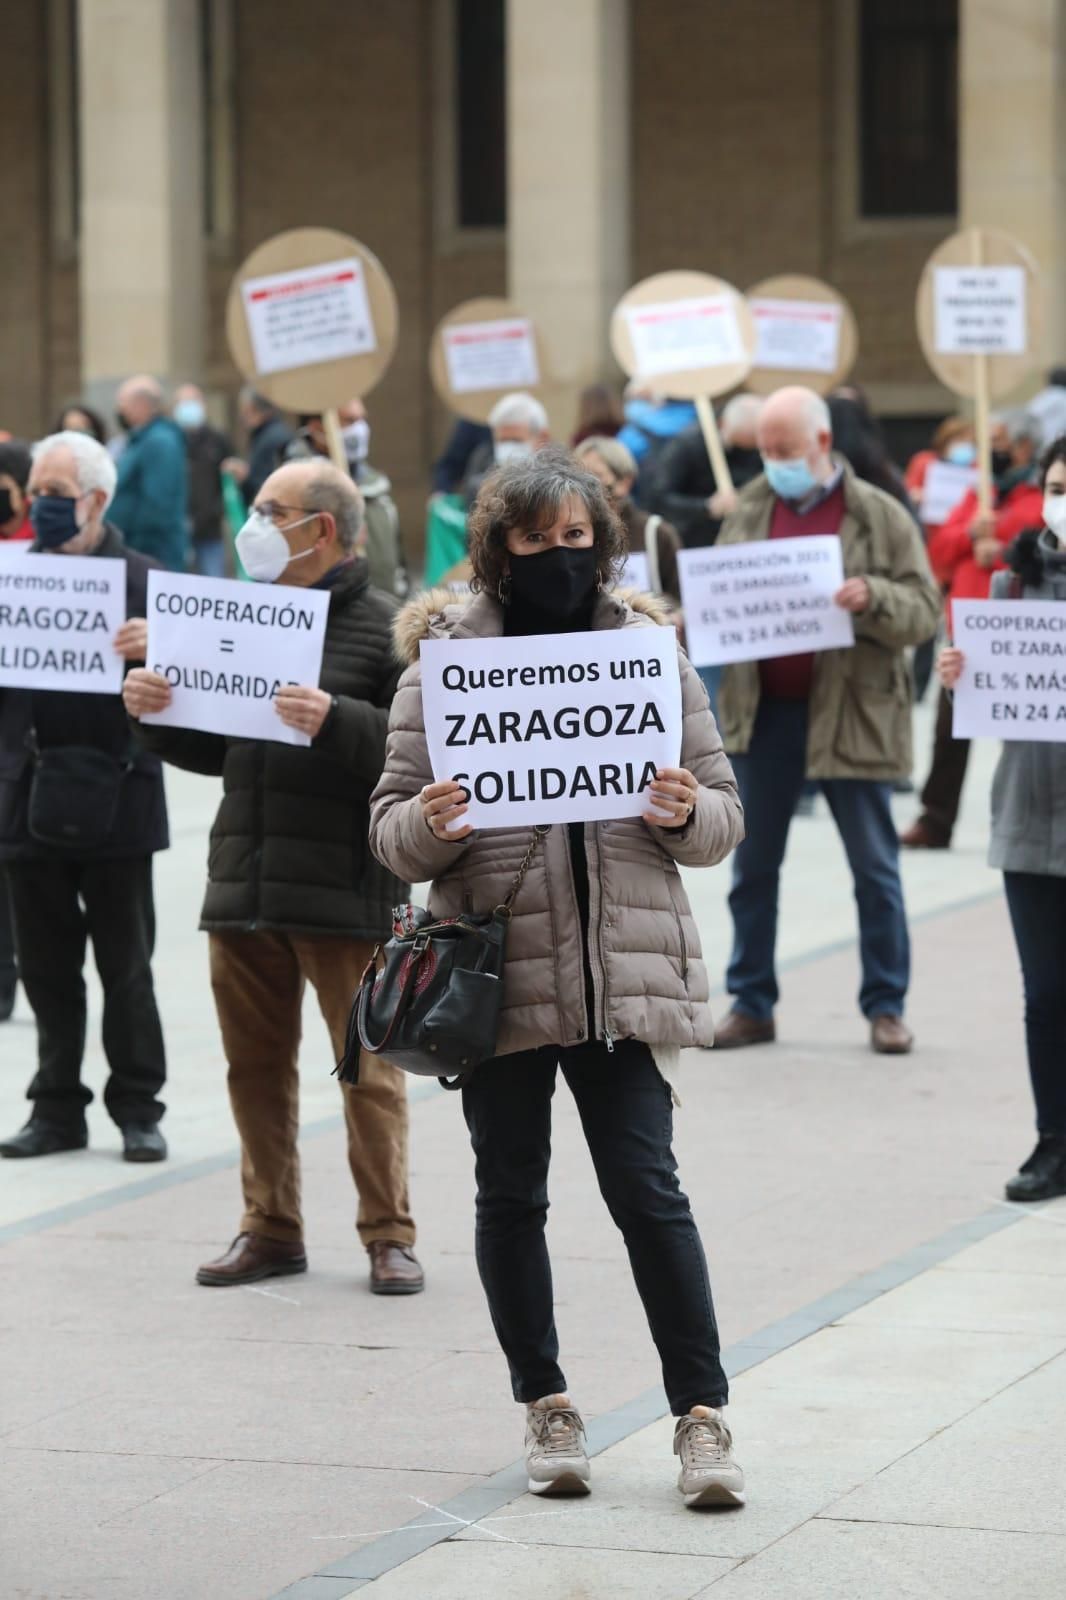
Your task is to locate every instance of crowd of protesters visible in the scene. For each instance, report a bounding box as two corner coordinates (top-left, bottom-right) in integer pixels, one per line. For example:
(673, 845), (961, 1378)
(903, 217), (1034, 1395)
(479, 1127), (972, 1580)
(1, 368), (1065, 1508)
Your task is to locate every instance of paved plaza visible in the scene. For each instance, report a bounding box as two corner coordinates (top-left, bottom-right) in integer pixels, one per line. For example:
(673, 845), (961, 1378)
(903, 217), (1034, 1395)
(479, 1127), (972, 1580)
(3, 702), (1065, 1599)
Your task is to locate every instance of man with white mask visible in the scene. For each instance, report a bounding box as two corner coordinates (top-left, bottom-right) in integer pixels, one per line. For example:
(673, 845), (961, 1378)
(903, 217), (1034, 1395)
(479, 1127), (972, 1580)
(463, 391), (551, 506)
(123, 460), (423, 1295)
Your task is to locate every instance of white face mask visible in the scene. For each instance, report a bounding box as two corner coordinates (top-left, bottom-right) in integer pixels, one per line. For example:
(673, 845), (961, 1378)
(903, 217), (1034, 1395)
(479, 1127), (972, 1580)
(342, 418), (370, 463)
(1043, 493), (1066, 539)
(235, 509), (318, 583)
(494, 439), (533, 467)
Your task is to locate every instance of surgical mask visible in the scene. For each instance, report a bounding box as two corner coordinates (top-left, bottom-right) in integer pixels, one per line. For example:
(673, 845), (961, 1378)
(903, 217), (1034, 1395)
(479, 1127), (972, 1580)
(1043, 493), (1066, 539)
(494, 439), (533, 467)
(30, 494), (86, 550)
(174, 398), (206, 430)
(508, 544), (597, 619)
(235, 509), (318, 583)
(762, 455), (818, 501)
(342, 418), (370, 463)
(946, 440), (976, 467)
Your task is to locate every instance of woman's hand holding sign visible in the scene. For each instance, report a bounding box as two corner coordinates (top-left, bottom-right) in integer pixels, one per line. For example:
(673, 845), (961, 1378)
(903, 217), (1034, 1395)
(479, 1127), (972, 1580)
(644, 766), (699, 830)
(421, 780), (473, 842)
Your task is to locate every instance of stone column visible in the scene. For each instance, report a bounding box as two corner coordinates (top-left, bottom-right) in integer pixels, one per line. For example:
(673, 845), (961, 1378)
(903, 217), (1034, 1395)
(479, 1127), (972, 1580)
(505, 0), (630, 436)
(77, 0), (204, 408)
(959, 0), (1066, 371)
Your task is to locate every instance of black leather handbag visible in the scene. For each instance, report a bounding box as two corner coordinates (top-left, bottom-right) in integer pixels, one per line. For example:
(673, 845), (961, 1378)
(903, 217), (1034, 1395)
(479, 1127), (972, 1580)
(25, 730), (133, 851)
(337, 825), (548, 1090)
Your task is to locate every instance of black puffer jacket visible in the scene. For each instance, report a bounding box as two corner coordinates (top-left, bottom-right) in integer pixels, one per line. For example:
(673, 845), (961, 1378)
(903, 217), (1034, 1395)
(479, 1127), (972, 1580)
(0, 525), (168, 862)
(134, 560), (407, 937)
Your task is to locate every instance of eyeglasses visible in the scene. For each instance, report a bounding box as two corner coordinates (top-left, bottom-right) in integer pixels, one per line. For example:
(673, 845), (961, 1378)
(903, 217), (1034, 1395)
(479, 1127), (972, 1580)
(254, 500), (311, 525)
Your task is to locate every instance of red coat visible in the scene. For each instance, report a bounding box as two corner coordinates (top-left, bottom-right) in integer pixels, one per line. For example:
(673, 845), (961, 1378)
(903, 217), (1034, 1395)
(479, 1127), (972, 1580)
(0, 513), (33, 543)
(927, 479), (1043, 623)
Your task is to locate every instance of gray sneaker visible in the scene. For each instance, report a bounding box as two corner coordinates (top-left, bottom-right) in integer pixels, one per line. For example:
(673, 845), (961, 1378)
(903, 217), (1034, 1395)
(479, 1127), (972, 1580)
(524, 1399), (591, 1496)
(674, 1409), (745, 1507)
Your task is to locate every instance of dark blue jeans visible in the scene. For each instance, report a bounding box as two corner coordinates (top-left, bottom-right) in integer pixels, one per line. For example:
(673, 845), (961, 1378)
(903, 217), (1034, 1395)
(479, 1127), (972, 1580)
(727, 697), (910, 1021)
(1003, 872), (1066, 1138)
(462, 1038), (727, 1415)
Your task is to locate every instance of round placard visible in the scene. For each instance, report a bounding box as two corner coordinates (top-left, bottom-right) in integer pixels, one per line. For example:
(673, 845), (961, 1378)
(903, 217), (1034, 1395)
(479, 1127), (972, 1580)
(225, 227), (398, 411)
(609, 271), (755, 400)
(429, 297), (546, 424)
(915, 228), (1042, 400)
(744, 274), (858, 396)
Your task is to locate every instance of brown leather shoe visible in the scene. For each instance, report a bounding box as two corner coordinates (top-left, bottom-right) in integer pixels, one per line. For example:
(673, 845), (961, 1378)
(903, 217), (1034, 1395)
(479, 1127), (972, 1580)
(870, 1015), (914, 1055)
(368, 1240), (424, 1296)
(196, 1232), (308, 1287)
(899, 818), (950, 850)
(713, 1009), (776, 1049)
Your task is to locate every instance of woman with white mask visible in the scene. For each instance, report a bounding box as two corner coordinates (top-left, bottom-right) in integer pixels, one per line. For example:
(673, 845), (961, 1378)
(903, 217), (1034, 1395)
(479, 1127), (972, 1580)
(937, 434), (1066, 1202)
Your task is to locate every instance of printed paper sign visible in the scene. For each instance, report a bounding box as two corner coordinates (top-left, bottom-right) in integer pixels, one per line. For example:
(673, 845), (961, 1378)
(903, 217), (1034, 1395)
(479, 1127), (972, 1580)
(920, 460), (978, 526)
(142, 572), (329, 746)
(621, 552), (651, 592)
(241, 257), (376, 376)
(934, 267), (1027, 356)
(678, 537), (854, 668)
(750, 298), (842, 373)
(951, 599), (1066, 742)
(0, 551), (126, 694)
(419, 627), (682, 829)
(624, 296), (746, 379)
(442, 318), (539, 393)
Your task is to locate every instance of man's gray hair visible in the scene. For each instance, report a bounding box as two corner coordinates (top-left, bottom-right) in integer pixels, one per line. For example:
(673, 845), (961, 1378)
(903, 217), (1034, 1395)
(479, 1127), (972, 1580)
(239, 384), (277, 415)
(997, 409), (1043, 449)
(303, 463), (365, 552)
(573, 434), (638, 479)
(488, 391), (549, 435)
(799, 390), (832, 440)
(720, 393), (765, 440)
(32, 429), (118, 509)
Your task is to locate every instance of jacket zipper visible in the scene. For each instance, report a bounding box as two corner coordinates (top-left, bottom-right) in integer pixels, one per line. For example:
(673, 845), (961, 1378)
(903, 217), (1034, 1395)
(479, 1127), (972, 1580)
(587, 823), (614, 1052)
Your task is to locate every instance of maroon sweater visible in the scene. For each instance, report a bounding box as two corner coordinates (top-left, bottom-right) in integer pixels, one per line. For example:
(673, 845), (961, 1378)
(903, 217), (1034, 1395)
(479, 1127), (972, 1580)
(759, 480), (847, 700)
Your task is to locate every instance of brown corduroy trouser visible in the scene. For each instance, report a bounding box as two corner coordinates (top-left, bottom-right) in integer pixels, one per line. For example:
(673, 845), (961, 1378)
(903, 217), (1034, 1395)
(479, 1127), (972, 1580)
(208, 929), (414, 1248)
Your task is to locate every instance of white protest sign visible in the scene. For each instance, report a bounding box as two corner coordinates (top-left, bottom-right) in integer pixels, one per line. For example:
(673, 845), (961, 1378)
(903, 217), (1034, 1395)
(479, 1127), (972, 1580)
(0, 551), (126, 694)
(750, 298), (842, 374)
(142, 572), (329, 746)
(678, 537), (854, 668)
(934, 267), (1027, 356)
(920, 460), (978, 526)
(621, 552), (651, 592)
(419, 628), (683, 829)
(442, 318), (539, 394)
(623, 296), (746, 379)
(951, 599), (1066, 742)
(241, 257), (377, 376)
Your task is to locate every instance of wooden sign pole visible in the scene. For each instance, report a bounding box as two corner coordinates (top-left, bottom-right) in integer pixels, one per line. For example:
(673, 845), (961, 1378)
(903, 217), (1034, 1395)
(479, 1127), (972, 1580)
(321, 407), (349, 474)
(694, 397), (735, 495)
(969, 228), (994, 518)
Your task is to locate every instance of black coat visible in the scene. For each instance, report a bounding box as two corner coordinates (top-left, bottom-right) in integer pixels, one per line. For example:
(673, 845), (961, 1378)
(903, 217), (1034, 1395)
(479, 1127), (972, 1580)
(133, 560), (408, 938)
(0, 525), (169, 862)
(647, 428), (764, 548)
(184, 423), (233, 543)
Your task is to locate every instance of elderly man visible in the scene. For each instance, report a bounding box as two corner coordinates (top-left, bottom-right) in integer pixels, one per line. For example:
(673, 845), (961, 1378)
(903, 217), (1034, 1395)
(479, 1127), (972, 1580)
(0, 431), (168, 1160)
(172, 382), (234, 578)
(110, 376), (187, 571)
(714, 386), (940, 1055)
(647, 393), (766, 548)
(463, 391), (551, 507)
(124, 460), (422, 1294)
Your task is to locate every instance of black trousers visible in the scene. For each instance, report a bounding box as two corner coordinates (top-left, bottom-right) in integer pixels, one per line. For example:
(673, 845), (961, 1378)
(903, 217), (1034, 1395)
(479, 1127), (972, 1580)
(0, 870), (15, 986)
(1003, 872), (1066, 1138)
(462, 1038), (727, 1416)
(917, 687), (971, 843)
(5, 856), (166, 1129)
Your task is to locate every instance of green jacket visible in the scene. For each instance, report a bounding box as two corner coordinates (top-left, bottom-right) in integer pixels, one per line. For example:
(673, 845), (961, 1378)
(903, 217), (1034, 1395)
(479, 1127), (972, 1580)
(716, 465), (940, 780)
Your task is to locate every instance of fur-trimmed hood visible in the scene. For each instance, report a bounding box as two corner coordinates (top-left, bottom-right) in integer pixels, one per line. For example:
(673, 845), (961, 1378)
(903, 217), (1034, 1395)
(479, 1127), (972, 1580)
(392, 585), (671, 666)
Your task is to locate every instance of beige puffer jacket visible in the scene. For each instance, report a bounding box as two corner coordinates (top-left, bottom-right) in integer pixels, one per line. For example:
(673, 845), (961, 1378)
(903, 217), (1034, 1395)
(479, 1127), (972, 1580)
(368, 587), (744, 1058)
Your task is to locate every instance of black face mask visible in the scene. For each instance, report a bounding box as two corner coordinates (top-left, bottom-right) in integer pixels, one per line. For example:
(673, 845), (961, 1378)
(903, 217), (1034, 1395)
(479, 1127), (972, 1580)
(991, 449), (1013, 478)
(508, 544), (598, 621)
(0, 487), (14, 525)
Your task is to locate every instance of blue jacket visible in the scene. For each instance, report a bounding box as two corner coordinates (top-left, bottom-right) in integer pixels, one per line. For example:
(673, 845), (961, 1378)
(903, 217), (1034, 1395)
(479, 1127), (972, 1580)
(109, 415), (188, 571)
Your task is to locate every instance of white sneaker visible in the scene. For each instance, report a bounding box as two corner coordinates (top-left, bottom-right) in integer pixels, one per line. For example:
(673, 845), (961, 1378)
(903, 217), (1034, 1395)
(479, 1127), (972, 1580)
(674, 1408), (745, 1507)
(524, 1396), (591, 1496)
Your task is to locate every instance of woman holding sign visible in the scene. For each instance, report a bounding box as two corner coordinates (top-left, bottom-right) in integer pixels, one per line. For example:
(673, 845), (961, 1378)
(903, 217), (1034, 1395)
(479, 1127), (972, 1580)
(370, 450), (747, 1509)
(936, 436), (1066, 1204)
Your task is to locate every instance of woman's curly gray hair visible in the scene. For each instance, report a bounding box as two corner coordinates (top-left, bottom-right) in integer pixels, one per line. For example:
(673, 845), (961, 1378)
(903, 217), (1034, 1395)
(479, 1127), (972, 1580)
(467, 446), (627, 596)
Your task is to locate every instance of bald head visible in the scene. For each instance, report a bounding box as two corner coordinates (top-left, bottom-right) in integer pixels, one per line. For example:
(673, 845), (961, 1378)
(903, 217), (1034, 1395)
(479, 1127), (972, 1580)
(255, 459), (365, 586)
(117, 375), (164, 431)
(757, 385), (834, 485)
